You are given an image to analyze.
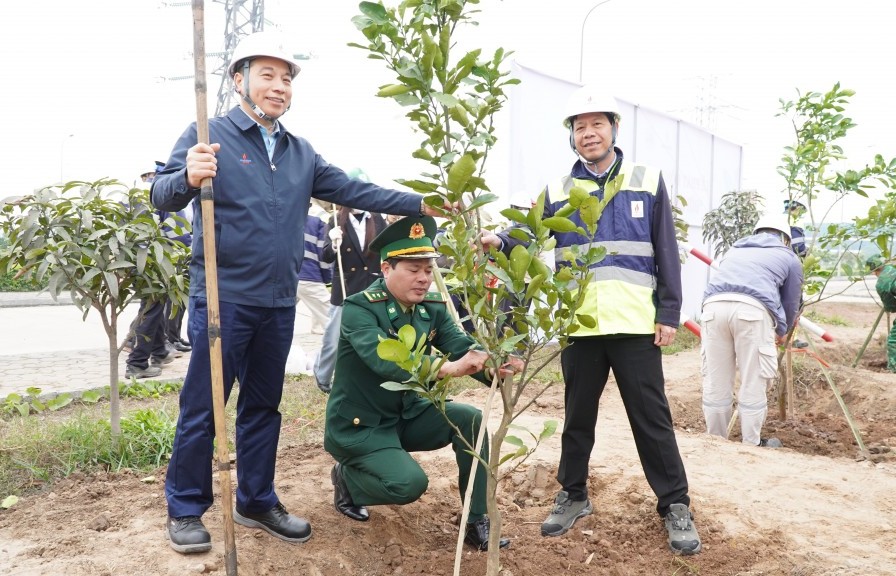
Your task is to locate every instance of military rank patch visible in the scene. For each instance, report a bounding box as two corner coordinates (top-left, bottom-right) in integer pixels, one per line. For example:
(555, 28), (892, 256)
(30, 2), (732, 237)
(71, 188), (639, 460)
(422, 291), (445, 303)
(364, 290), (388, 302)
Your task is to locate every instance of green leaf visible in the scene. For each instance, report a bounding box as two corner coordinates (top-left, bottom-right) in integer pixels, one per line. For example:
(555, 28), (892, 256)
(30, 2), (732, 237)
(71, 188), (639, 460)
(103, 271), (119, 301)
(576, 313), (596, 328)
(380, 381), (420, 392)
(542, 216), (577, 233)
(539, 420), (558, 441)
(508, 228), (531, 244)
(503, 435), (524, 448)
(358, 1), (389, 24)
(397, 324), (417, 350)
(525, 273), (547, 301)
(500, 208), (528, 225)
(556, 267), (574, 283)
(446, 154), (477, 195)
(377, 339), (411, 363)
(508, 245), (532, 284)
(432, 92), (461, 107)
(499, 452), (517, 465)
(568, 187), (590, 208)
(80, 390), (104, 404)
(377, 84), (412, 97)
(578, 196), (601, 228)
(465, 193), (499, 212)
(1, 495), (19, 509)
(47, 393), (73, 411)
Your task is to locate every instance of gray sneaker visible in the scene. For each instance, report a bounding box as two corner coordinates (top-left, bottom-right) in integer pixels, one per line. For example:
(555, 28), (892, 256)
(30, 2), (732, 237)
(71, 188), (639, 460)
(759, 437), (783, 448)
(125, 364), (162, 379)
(541, 490), (593, 536)
(664, 503), (702, 555)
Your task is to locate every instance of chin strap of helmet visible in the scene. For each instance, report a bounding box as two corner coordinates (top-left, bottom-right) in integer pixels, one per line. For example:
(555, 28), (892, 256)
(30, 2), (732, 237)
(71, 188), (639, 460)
(238, 59), (290, 124)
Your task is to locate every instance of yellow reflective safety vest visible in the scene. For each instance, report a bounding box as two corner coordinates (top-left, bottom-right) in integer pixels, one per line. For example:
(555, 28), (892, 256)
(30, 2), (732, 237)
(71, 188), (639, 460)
(540, 157), (682, 336)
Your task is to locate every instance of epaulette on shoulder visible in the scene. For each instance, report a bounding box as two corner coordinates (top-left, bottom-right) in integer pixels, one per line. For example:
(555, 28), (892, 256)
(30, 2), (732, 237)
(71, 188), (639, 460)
(422, 291), (446, 303)
(363, 289), (389, 302)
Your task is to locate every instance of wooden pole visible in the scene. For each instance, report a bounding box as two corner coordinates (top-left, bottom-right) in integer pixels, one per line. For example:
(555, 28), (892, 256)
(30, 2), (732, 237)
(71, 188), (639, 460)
(332, 206), (348, 299)
(853, 308), (885, 368)
(191, 2), (237, 573)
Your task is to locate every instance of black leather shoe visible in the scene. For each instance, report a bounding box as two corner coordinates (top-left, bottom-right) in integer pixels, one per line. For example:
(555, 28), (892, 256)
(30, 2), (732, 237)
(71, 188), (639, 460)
(166, 516), (212, 554)
(464, 517), (510, 551)
(233, 502), (312, 543)
(171, 340), (192, 352)
(331, 464), (369, 521)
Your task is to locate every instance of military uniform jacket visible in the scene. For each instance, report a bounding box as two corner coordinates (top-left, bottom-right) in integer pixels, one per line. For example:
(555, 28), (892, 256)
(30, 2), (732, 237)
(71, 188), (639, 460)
(323, 278), (482, 458)
(877, 265), (896, 312)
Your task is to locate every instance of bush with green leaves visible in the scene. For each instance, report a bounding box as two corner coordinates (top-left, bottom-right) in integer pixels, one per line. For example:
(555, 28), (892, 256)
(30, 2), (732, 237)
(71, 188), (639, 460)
(702, 190), (764, 258)
(0, 179), (190, 437)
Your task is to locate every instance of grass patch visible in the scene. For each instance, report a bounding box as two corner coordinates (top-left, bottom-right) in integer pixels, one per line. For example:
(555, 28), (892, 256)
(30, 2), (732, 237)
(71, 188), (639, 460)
(804, 308), (849, 327)
(663, 327), (701, 355)
(0, 376), (334, 498)
(0, 400), (180, 496)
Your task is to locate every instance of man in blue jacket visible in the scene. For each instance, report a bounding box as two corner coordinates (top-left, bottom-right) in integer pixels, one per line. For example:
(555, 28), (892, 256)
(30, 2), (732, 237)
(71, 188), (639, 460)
(151, 31), (438, 554)
(701, 213), (803, 447)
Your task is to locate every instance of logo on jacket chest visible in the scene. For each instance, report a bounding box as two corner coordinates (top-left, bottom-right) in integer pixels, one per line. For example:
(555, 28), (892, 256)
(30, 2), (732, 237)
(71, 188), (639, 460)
(630, 200), (644, 218)
(239, 153), (253, 166)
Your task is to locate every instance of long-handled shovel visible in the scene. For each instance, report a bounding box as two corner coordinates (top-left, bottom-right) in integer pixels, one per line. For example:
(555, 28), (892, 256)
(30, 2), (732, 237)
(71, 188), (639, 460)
(191, 2), (237, 573)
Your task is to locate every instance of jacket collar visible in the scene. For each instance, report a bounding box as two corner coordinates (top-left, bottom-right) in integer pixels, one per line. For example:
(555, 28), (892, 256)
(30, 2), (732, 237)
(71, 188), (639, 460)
(571, 147), (624, 182)
(228, 105), (292, 137)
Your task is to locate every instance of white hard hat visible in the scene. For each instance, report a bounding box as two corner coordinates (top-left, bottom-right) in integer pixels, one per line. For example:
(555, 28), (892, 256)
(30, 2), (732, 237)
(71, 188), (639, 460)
(228, 32), (302, 78)
(563, 85), (621, 127)
(753, 213), (792, 241)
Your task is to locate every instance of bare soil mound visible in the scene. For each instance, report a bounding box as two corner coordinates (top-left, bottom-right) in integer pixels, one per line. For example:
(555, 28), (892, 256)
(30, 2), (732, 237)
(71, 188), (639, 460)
(2, 301), (894, 575)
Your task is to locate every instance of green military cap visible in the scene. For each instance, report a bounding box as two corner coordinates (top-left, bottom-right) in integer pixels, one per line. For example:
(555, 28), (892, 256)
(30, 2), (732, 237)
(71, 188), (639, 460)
(369, 215), (438, 261)
(866, 254), (885, 271)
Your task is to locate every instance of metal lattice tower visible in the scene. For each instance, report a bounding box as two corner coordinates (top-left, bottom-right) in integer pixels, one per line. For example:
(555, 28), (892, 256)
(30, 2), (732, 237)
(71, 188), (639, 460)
(213, 0), (266, 117)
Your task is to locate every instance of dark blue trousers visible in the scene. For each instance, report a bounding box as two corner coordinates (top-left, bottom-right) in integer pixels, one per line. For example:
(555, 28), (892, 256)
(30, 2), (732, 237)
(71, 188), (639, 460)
(558, 335), (690, 517)
(127, 299), (168, 368)
(165, 297), (295, 518)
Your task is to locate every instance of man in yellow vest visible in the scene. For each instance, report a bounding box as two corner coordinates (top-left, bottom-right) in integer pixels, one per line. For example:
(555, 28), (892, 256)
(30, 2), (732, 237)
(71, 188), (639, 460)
(481, 85), (701, 555)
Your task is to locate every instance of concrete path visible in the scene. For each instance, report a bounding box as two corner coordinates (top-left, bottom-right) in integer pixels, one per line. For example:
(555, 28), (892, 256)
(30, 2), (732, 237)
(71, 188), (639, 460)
(0, 292), (324, 399)
(0, 277), (880, 400)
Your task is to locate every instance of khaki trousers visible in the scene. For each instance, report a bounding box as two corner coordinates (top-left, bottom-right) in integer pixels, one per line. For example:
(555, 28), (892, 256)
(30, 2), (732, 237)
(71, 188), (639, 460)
(296, 281), (331, 334)
(700, 298), (778, 446)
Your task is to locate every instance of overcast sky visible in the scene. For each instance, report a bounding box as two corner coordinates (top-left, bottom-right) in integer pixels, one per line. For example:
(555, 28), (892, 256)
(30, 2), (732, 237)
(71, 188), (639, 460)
(3, 0), (893, 219)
